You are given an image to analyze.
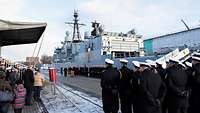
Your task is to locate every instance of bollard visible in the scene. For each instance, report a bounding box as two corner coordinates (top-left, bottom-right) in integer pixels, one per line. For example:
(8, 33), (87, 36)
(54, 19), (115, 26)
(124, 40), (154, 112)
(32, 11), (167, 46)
(88, 67), (90, 77)
(49, 67), (57, 95)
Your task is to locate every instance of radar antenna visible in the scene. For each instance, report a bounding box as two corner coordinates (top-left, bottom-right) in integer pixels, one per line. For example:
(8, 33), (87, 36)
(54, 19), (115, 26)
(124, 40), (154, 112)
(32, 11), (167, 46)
(65, 10), (85, 43)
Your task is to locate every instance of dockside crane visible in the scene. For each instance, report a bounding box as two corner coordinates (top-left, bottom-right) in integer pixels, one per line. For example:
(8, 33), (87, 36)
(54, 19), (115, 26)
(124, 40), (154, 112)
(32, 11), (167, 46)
(181, 19), (190, 30)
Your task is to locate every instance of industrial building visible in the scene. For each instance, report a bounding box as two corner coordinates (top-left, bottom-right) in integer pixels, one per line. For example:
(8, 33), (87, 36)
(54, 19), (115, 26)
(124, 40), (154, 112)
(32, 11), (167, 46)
(144, 27), (200, 55)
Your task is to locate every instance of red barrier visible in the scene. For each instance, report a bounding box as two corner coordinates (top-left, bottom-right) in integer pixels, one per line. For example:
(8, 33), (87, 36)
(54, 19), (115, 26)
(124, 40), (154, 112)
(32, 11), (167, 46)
(53, 68), (57, 82)
(49, 68), (57, 83)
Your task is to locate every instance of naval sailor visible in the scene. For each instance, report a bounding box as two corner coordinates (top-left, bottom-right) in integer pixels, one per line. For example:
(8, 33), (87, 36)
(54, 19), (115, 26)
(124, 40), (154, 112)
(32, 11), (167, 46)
(165, 58), (189, 113)
(188, 52), (200, 113)
(101, 58), (120, 113)
(118, 59), (133, 113)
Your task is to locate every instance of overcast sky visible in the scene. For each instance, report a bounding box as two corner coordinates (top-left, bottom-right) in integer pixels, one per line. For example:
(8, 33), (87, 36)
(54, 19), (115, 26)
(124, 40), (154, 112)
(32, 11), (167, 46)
(0, 0), (200, 61)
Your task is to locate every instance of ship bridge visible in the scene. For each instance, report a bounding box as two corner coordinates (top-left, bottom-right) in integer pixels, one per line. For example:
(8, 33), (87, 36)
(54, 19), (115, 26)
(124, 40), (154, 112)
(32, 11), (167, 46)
(101, 32), (144, 58)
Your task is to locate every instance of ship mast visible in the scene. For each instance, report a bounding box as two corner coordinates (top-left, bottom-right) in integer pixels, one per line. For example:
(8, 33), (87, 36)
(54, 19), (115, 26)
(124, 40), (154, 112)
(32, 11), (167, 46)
(65, 10), (85, 43)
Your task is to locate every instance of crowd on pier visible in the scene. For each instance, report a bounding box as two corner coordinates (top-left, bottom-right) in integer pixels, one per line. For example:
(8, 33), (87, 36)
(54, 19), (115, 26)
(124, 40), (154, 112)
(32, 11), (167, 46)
(0, 58), (45, 113)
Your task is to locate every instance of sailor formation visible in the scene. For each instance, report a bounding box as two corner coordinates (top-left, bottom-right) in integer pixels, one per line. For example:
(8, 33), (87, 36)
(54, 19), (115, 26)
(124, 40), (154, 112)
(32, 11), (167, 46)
(101, 52), (200, 113)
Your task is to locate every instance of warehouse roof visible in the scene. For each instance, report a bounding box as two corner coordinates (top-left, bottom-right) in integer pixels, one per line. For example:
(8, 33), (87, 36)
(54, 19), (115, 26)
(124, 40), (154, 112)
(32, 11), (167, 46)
(145, 26), (200, 41)
(0, 19), (47, 46)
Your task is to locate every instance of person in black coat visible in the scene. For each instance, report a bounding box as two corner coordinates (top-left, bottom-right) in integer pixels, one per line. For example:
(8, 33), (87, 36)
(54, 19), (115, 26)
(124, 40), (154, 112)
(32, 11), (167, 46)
(184, 61), (194, 113)
(155, 61), (169, 113)
(64, 68), (67, 77)
(7, 68), (20, 87)
(118, 59), (132, 113)
(166, 59), (190, 113)
(22, 66), (34, 105)
(60, 67), (63, 75)
(156, 61), (167, 81)
(131, 61), (142, 113)
(0, 68), (13, 113)
(101, 58), (120, 113)
(188, 53), (200, 113)
(139, 62), (166, 113)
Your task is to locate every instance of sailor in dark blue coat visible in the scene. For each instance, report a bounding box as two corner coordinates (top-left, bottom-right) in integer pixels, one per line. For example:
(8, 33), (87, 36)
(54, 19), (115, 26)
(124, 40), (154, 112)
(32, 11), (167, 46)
(155, 60), (168, 113)
(166, 58), (190, 113)
(188, 52), (200, 113)
(139, 62), (166, 113)
(131, 61), (141, 113)
(118, 59), (132, 113)
(101, 58), (120, 113)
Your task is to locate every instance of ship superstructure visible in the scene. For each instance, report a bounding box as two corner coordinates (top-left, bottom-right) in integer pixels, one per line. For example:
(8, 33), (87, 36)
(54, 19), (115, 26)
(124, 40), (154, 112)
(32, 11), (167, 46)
(53, 11), (144, 68)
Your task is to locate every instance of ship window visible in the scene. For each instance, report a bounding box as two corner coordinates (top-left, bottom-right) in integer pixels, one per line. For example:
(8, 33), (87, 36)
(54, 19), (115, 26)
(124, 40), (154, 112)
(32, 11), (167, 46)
(103, 51), (107, 55)
(130, 52), (135, 57)
(125, 52), (130, 57)
(115, 52), (125, 58)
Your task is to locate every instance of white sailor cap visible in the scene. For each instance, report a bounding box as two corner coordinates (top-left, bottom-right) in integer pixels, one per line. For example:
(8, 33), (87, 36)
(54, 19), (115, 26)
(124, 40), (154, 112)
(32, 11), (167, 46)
(192, 56), (200, 62)
(165, 59), (170, 63)
(178, 62), (186, 68)
(193, 52), (200, 56)
(156, 60), (164, 65)
(162, 62), (167, 69)
(132, 61), (140, 68)
(145, 59), (154, 63)
(192, 52), (200, 62)
(140, 62), (151, 67)
(169, 58), (185, 67)
(120, 59), (128, 63)
(6, 67), (12, 70)
(145, 59), (156, 66)
(105, 58), (114, 65)
(169, 58), (179, 64)
(184, 61), (192, 67)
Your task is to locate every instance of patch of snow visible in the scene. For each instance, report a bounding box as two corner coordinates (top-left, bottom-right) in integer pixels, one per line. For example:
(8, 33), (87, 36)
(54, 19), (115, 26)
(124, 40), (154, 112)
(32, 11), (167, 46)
(41, 83), (103, 113)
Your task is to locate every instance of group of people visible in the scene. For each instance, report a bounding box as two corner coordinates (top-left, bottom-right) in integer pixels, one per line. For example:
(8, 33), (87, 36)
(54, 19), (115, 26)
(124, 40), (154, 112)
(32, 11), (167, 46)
(61, 67), (68, 77)
(61, 67), (76, 77)
(101, 52), (200, 113)
(0, 64), (45, 113)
